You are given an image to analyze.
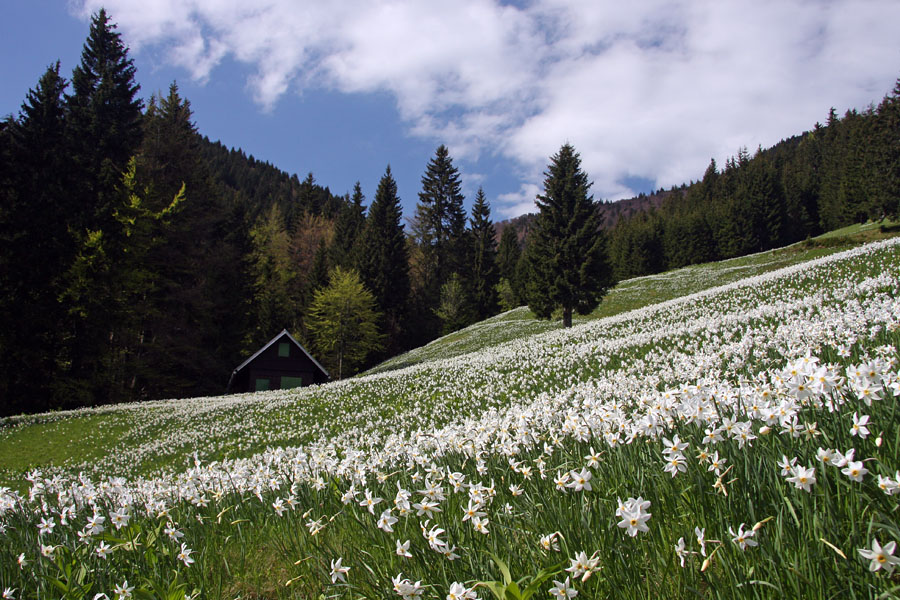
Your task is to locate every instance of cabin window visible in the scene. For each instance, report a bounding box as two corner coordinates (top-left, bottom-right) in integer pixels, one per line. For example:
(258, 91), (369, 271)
(278, 342), (290, 357)
(281, 376), (304, 389)
(255, 378), (270, 391)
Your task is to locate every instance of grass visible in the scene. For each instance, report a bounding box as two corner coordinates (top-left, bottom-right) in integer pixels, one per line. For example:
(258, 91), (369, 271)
(369, 220), (900, 375)
(2, 226), (900, 599)
(2, 222), (897, 488)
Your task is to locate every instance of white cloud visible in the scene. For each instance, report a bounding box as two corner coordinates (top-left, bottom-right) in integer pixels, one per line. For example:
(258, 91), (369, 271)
(74, 0), (900, 215)
(497, 182), (542, 219)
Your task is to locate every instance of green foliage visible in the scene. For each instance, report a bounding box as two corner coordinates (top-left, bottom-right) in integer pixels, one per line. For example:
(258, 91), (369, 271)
(308, 266), (383, 379)
(247, 204), (298, 349)
(358, 166), (410, 357)
(469, 187), (500, 320)
(495, 278), (519, 312)
(66, 8), (143, 234)
(0, 62), (73, 415)
(329, 181), (367, 271)
(607, 79), (900, 281)
(414, 145), (472, 337)
(526, 143), (613, 328)
(477, 553), (562, 600)
(435, 273), (475, 335)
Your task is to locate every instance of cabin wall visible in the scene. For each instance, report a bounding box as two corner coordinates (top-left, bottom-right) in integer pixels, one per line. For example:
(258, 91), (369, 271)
(233, 335), (325, 392)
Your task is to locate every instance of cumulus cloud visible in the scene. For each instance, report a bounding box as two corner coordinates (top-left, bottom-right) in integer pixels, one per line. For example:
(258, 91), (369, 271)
(73, 0), (900, 216)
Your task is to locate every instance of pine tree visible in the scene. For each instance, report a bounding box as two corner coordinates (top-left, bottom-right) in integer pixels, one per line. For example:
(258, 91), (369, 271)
(0, 63), (72, 414)
(526, 144), (612, 328)
(875, 79), (900, 218)
(60, 9), (144, 400)
(57, 160), (184, 405)
(415, 145), (469, 313)
(469, 187), (499, 320)
(496, 224), (523, 307)
(330, 182), (367, 270)
(66, 8), (143, 234)
(133, 82), (241, 399)
(358, 166), (410, 355)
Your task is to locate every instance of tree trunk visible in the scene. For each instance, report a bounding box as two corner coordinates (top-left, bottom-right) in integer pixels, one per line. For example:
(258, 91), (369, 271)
(563, 306), (573, 328)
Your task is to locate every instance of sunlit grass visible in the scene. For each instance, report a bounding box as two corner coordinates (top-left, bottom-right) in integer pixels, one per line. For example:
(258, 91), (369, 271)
(2, 232), (900, 599)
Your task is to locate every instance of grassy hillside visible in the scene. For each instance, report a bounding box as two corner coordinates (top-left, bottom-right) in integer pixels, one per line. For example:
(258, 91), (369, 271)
(368, 221), (900, 374)
(2, 225), (900, 599)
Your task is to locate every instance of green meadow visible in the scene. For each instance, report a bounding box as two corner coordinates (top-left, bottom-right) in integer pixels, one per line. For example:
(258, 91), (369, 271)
(2, 223), (900, 599)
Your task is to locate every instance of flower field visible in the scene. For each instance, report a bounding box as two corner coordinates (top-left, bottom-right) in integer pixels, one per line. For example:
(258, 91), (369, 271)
(3, 236), (900, 599)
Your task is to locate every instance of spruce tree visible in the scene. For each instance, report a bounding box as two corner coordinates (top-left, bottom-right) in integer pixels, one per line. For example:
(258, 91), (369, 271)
(875, 79), (900, 218)
(60, 9), (144, 401)
(526, 143), (612, 328)
(358, 166), (410, 355)
(330, 182), (367, 270)
(415, 145), (469, 313)
(0, 63), (71, 414)
(469, 187), (499, 320)
(496, 223), (523, 306)
(134, 82), (241, 399)
(66, 8), (143, 233)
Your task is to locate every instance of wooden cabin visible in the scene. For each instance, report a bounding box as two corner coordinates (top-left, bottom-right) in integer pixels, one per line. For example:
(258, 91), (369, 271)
(228, 329), (329, 393)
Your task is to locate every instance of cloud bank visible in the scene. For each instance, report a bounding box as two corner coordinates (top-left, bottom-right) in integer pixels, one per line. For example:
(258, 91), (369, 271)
(74, 0), (900, 217)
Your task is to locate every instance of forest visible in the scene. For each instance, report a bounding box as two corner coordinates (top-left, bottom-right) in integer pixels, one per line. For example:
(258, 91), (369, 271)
(1, 9), (898, 416)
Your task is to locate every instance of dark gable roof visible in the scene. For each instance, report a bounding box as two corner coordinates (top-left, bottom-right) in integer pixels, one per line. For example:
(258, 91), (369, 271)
(232, 329), (330, 379)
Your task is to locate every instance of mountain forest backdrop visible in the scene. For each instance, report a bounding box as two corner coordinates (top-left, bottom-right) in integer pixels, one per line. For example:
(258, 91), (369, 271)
(1, 10), (898, 416)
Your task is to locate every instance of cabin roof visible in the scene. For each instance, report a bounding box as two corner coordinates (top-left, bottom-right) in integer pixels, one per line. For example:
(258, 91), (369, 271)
(232, 329), (330, 379)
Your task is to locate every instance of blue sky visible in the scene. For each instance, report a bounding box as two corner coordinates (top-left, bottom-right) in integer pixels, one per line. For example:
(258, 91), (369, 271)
(3, 1), (900, 220)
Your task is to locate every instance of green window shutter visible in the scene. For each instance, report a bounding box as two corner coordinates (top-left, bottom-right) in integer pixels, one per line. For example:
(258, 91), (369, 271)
(278, 342), (290, 357)
(281, 376), (304, 389)
(255, 378), (270, 391)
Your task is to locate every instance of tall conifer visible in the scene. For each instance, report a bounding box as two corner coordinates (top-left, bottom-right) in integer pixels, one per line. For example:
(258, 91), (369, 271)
(330, 182), (367, 270)
(359, 166), (410, 355)
(0, 63), (71, 413)
(66, 8), (143, 232)
(526, 144), (612, 328)
(469, 187), (499, 320)
(415, 145), (469, 305)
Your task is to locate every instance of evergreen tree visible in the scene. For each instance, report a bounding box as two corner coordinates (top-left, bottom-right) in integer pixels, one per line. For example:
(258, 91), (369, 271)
(308, 267), (383, 379)
(61, 9), (144, 400)
(469, 187), (499, 320)
(496, 224), (523, 306)
(0, 63), (71, 414)
(358, 166), (410, 355)
(415, 145), (469, 319)
(526, 144), (612, 328)
(66, 8), (143, 234)
(875, 79), (900, 217)
(133, 82), (242, 399)
(247, 204), (298, 349)
(435, 273), (475, 334)
(496, 224), (521, 280)
(330, 182), (367, 270)
(782, 133), (822, 241)
(818, 108), (847, 231)
(57, 160), (183, 405)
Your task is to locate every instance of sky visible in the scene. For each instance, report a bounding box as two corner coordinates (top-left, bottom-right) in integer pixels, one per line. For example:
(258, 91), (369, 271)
(2, 1), (900, 220)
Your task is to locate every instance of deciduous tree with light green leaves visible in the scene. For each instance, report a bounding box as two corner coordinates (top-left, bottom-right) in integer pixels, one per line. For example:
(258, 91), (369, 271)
(308, 266), (383, 379)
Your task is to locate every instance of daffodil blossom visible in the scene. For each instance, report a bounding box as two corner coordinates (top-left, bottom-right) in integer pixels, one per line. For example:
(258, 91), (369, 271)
(858, 538), (900, 574)
(330, 557), (350, 583)
(548, 577), (578, 599)
(729, 523), (758, 550)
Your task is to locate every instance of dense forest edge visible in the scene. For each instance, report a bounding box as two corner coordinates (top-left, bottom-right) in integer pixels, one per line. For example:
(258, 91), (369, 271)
(1, 9), (898, 416)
